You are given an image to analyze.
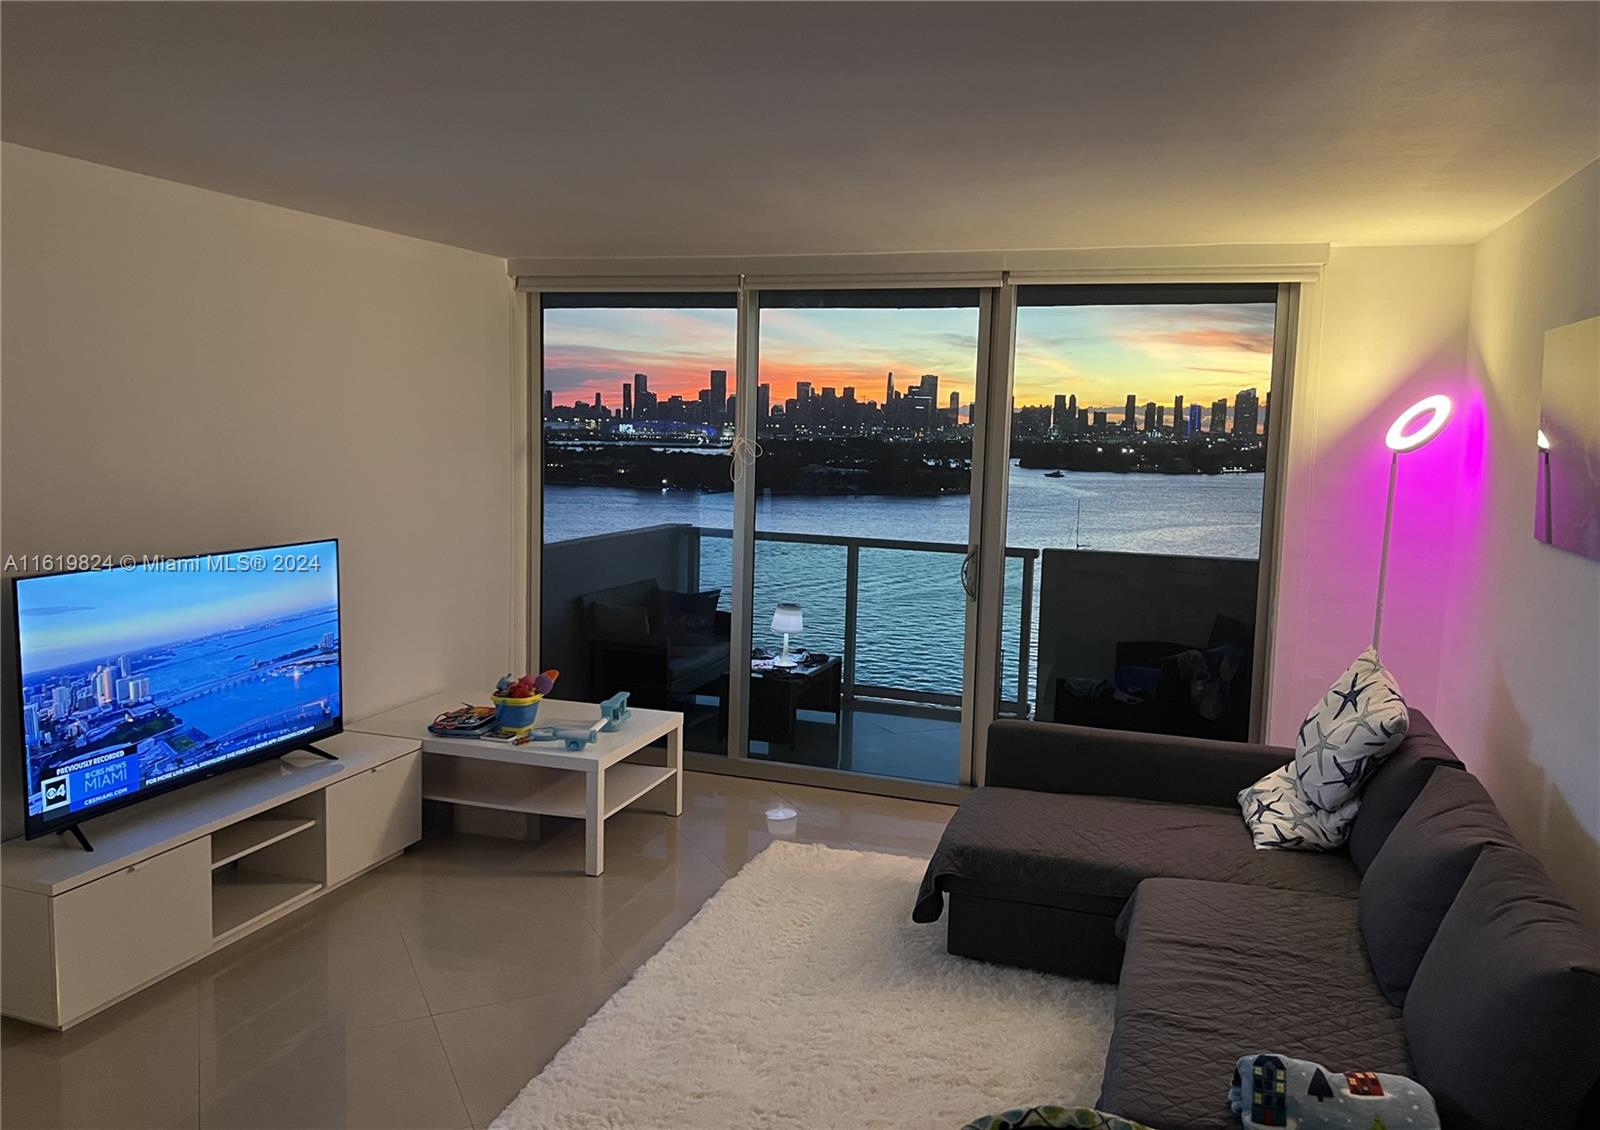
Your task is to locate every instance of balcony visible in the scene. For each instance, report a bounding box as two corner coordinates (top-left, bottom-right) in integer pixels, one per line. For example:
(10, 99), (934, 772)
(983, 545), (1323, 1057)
(542, 523), (1258, 785)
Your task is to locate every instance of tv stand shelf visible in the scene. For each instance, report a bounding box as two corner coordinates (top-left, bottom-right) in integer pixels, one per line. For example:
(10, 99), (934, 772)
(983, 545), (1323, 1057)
(1, 730), (422, 1030)
(210, 816), (318, 869)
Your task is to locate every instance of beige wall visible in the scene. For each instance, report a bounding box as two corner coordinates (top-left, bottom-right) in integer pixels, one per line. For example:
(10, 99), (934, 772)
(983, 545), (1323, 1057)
(1, 145), (517, 837)
(1448, 161), (1600, 926)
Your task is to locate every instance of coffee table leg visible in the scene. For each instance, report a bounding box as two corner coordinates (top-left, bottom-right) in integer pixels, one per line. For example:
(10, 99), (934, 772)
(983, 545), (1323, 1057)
(667, 723), (684, 817)
(585, 769), (605, 876)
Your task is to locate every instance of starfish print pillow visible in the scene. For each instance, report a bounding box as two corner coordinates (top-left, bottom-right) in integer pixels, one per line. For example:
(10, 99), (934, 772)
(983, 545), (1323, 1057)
(1238, 648), (1409, 851)
(1293, 647), (1409, 814)
(1238, 763), (1351, 851)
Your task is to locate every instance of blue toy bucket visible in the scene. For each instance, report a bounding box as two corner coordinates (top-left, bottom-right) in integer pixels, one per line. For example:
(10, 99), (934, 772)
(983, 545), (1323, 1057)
(491, 694), (541, 733)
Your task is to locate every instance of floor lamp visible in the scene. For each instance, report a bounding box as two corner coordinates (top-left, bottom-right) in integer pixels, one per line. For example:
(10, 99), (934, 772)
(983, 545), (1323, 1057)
(1373, 394), (1453, 650)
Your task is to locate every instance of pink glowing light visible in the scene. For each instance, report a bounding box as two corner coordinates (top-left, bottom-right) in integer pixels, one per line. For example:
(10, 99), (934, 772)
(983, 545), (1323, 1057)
(1385, 394), (1453, 453)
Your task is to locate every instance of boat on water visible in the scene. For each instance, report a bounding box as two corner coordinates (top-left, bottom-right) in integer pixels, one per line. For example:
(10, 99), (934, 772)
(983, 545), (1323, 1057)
(1044, 469), (1065, 478)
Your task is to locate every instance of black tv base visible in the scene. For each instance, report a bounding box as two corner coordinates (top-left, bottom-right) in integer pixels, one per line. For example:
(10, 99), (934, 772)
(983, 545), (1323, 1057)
(299, 743), (339, 761)
(55, 825), (93, 853)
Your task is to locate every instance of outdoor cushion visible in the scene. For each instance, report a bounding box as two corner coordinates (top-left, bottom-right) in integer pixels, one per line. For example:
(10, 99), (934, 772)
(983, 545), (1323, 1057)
(590, 600), (650, 638)
(1404, 845), (1600, 1130)
(1100, 878), (1409, 1130)
(651, 587), (720, 643)
(1359, 770), (1517, 1006)
(912, 786), (1359, 924)
(1347, 709), (1463, 874)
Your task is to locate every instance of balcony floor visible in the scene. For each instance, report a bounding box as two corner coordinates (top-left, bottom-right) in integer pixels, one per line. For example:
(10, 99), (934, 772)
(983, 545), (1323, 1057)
(747, 699), (962, 785)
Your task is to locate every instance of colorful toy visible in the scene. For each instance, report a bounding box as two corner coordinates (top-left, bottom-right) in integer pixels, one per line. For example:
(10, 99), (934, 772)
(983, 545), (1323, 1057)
(491, 672), (547, 735)
(524, 724), (602, 751)
(598, 691), (631, 732)
(429, 705), (498, 736)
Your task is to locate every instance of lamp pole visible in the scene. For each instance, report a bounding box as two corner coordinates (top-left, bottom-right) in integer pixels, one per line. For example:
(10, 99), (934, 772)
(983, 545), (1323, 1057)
(1373, 451), (1399, 651)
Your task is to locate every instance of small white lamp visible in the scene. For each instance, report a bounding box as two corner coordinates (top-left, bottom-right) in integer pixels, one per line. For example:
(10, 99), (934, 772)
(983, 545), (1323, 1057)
(1373, 394), (1452, 650)
(771, 603), (803, 668)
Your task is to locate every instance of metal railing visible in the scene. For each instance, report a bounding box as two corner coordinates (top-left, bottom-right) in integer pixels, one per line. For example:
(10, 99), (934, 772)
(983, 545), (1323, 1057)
(691, 526), (1037, 716)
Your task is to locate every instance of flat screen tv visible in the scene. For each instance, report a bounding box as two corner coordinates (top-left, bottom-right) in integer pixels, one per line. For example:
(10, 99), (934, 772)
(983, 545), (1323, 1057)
(12, 539), (342, 842)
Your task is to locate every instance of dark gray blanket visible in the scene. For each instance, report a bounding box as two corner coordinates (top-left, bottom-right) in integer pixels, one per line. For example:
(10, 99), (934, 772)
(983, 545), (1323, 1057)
(913, 786), (1360, 923)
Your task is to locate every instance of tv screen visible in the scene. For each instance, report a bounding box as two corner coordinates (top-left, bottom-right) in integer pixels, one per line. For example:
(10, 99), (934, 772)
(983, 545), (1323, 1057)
(13, 539), (342, 839)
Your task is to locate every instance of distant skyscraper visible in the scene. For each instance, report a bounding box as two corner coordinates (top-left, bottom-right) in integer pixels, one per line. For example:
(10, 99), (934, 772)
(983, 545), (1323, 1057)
(948, 391), (959, 424)
(726, 394), (736, 423)
(1211, 398), (1228, 433)
(1053, 394), (1068, 432)
(708, 369), (728, 422)
(1173, 395), (1185, 437)
(756, 383), (771, 420)
(593, 392), (602, 410)
(634, 373), (650, 419)
(51, 686), (72, 717)
(1232, 387), (1260, 436)
(1125, 394), (1137, 431)
(543, 389), (554, 416)
(796, 381), (812, 401)
(1143, 402), (1157, 432)
(622, 383), (633, 420)
(94, 666), (114, 707)
(918, 374), (939, 413)
(1080, 407), (1092, 430)
(1093, 410), (1108, 429)
(1188, 403), (1203, 434)
(885, 372), (895, 402)
(118, 656), (131, 678)
(24, 704), (38, 743)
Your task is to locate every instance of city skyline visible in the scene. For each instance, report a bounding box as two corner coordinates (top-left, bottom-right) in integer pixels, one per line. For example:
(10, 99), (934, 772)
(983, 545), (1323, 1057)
(543, 301), (1275, 413)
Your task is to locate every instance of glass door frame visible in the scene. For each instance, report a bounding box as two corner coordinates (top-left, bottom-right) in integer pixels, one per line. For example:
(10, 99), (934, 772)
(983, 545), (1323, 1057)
(518, 260), (1310, 802)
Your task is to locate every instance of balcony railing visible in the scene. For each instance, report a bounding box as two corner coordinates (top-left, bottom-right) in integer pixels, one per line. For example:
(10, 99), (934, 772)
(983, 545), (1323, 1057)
(688, 526), (1037, 717)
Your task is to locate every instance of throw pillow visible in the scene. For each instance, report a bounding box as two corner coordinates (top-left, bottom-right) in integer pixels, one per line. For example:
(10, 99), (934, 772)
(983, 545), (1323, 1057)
(1239, 647), (1409, 851)
(1230, 1053), (1439, 1130)
(1294, 647), (1409, 813)
(651, 588), (720, 643)
(590, 600), (650, 638)
(1238, 764), (1350, 851)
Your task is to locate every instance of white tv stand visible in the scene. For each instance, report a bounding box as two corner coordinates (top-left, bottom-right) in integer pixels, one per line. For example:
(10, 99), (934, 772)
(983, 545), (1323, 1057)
(0, 730), (421, 1030)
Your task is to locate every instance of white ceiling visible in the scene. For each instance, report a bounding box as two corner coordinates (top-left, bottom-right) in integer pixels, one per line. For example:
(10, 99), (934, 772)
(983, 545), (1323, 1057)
(3, 2), (1596, 259)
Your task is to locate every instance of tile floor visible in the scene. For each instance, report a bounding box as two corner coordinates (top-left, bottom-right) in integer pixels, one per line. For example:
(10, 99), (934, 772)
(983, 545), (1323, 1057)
(0, 771), (955, 1130)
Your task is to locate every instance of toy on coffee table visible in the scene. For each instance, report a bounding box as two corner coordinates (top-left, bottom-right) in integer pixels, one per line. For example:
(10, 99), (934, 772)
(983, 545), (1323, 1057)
(598, 691), (631, 732)
(488, 670), (559, 736)
(523, 723), (602, 751)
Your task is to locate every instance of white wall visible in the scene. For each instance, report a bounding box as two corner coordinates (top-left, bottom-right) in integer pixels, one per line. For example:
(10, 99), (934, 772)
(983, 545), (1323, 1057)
(1271, 244), (1476, 740)
(1271, 166), (1600, 926)
(1448, 162), (1600, 926)
(1, 145), (517, 836)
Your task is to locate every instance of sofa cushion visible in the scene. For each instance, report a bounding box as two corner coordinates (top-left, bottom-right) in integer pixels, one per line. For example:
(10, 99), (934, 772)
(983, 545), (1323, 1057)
(1359, 770), (1518, 1006)
(1099, 878), (1408, 1130)
(1347, 709), (1463, 874)
(912, 786), (1359, 924)
(1404, 845), (1600, 1130)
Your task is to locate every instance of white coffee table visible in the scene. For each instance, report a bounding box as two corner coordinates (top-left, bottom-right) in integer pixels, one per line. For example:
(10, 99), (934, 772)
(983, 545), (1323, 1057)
(351, 691), (683, 875)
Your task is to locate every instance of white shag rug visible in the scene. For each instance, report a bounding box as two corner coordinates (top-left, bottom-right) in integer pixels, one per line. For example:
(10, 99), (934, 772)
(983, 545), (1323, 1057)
(491, 840), (1116, 1130)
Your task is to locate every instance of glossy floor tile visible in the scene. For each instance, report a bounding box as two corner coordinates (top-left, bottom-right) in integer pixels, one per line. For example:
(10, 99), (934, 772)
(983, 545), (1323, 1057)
(0, 770), (955, 1130)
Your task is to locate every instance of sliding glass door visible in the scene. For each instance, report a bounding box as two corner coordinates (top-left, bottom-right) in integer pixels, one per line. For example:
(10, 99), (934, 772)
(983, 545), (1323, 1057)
(994, 284), (1283, 743)
(741, 289), (983, 785)
(539, 293), (737, 754)
(531, 277), (1295, 794)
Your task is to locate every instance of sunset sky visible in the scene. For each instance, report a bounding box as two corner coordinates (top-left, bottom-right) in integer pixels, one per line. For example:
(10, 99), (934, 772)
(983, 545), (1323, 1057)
(543, 301), (1274, 412)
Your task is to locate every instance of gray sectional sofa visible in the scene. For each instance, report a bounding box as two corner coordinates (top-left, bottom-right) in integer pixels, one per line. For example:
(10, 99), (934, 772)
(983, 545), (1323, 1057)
(914, 713), (1600, 1130)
